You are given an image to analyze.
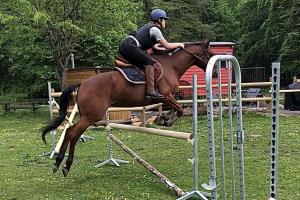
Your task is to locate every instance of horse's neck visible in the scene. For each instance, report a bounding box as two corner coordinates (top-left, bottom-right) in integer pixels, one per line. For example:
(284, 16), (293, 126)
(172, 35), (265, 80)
(153, 51), (194, 78)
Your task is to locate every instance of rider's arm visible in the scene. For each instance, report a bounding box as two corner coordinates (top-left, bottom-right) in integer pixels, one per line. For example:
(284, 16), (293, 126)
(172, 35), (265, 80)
(150, 27), (184, 50)
(153, 43), (167, 51)
(159, 39), (184, 49)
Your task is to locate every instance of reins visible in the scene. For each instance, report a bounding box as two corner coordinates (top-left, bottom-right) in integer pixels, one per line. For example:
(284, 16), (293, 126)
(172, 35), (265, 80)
(181, 48), (207, 64)
(168, 45), (207, 65)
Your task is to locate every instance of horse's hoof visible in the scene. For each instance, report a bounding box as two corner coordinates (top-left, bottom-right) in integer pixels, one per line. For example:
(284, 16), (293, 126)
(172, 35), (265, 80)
(62, 167), (69, 177)
(164, 119), (172, 127)
(52, 152), (58, 158)
(154, 116), (165, 126)
(52, 164), (59, 174)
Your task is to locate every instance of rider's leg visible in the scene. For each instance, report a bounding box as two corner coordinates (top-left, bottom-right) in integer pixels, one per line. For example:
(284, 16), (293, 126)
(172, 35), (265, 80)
(119, 43), (164, 99)
(145, 65), (164, 99)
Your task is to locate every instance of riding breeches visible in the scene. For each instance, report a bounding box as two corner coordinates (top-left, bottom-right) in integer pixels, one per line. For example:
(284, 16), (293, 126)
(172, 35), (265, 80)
(118, 37), (154, 68)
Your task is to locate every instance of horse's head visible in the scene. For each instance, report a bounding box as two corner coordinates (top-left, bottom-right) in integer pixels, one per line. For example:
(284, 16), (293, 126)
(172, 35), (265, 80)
(183, 40), (214, 71)
(151, 41), (214, 78)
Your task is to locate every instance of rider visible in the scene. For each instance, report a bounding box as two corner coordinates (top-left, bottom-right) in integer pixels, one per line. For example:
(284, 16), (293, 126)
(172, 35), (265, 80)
(118, 9), (185, 99)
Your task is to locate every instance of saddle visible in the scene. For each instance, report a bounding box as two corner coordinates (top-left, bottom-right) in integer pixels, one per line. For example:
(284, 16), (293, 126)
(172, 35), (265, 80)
(115, 56), (133, 68)
(114, 56), (163, 84)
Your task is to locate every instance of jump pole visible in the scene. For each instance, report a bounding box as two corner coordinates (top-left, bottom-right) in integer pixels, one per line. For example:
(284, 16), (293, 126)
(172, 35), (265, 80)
(108, 133), (185, 197)
(50, 103), (78, 158)
(100, 74), (209, 199)
(108, 123), (192, 140)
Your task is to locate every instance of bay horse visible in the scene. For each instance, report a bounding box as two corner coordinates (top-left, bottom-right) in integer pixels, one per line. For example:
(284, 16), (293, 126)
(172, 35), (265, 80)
(42, 41), (213, 176)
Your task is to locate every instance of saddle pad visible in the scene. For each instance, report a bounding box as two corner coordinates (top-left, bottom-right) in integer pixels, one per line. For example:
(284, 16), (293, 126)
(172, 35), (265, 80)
(115, 62), (163, 85)
(115, 67), (146, 84)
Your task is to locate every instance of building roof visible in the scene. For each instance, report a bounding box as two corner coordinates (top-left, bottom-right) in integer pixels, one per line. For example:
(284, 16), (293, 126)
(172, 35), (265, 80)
(209, 42), (236, 46)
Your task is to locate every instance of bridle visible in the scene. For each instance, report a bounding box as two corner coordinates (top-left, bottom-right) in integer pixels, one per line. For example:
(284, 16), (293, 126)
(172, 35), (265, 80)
(168, 45), (209, 65)
(182, 48), (208, 65)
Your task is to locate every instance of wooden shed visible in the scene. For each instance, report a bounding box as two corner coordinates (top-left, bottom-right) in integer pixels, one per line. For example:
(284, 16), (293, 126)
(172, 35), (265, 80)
(179, 42), (235, 96)
(64, 66), (131, 122)
(63, 67), (111, 86)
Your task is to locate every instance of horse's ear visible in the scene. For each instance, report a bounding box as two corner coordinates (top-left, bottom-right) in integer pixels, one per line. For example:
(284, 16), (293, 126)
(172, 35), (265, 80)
(201, 39), (210, 49)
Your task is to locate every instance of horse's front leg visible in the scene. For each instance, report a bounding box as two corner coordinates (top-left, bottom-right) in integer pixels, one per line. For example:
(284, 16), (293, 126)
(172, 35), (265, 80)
(163, 95), (184, 126)
(154, 109), (176, 126)
(153, 114), (165, 126)
(163, 109), (178, 127)
(165, 94), (184, 116)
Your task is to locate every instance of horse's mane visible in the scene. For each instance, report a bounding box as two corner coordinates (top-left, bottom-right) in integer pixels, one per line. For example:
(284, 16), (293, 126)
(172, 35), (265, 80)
(152, 48), (174, 55)
(184, 41), (206, 46)
(152, 41), (208, 56)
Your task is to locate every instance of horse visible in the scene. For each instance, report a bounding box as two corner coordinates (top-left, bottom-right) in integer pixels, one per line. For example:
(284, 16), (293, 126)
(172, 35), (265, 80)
(42, 41), (213, 176)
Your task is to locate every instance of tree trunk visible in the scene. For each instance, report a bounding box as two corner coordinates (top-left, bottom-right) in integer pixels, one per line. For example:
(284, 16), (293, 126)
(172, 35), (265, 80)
(54, 56), (70, 90)
(61, 65), (68, 89)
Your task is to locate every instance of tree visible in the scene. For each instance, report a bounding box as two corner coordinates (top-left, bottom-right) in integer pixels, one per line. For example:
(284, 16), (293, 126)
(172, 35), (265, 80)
(237, 0), (271, 69)
(0, 1), (55, 96)
(32, 0), (142, 89)
(237, 0), (300, 80)
(0, 41), (10, 94)
(0, 0), (142, 93)
(278, 0), (300, 77)
(0, 14), (9, 93)
(140, 0), (238, 42)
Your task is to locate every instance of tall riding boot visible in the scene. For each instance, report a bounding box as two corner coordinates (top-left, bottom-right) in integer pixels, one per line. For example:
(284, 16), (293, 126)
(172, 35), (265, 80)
(145, 65), (164, 99)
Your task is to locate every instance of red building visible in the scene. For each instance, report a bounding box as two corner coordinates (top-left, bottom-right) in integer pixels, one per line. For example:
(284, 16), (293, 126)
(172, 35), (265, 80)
(179, 42), (235, 96)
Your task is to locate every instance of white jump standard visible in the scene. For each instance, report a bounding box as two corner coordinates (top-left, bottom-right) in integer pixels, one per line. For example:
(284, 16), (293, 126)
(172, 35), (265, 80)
(269, 62), (280, 200)
(95, 111), (129, 168)
(203, 55), (281, 200)
(203, 55), (246, 200)
(177, 75), (208, 200)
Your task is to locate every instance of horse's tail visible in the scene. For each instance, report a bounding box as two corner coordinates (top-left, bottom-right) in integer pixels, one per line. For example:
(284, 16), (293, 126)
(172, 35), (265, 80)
(41, 83), (81, 145)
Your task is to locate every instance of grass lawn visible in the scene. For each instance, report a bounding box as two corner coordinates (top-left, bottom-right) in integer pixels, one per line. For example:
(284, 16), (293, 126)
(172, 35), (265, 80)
(0, 109), (299, 200)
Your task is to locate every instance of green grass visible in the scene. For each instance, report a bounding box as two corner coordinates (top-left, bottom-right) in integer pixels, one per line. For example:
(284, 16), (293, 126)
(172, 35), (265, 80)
(0, 109), (299, 200)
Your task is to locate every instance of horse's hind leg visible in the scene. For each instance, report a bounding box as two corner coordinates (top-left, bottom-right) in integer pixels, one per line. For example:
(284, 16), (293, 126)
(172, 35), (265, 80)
(52, 125), (75, 173)
(61, 117), (91, 177)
